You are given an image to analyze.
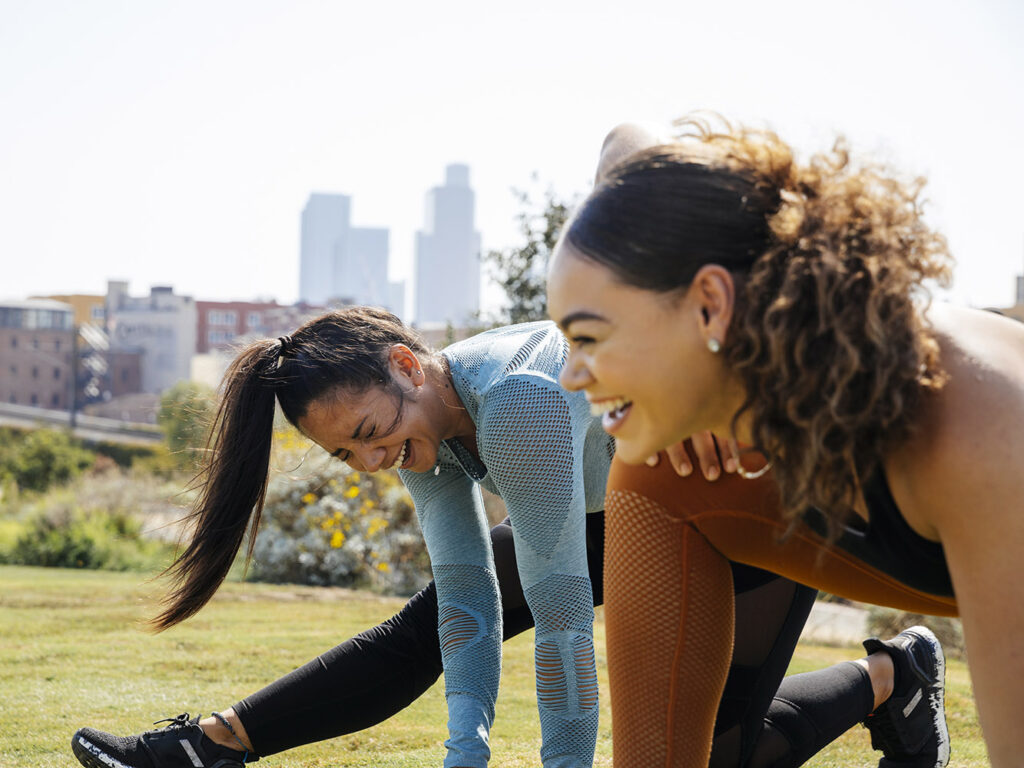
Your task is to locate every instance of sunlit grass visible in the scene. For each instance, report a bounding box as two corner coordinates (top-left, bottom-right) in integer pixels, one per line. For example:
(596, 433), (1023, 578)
(0, 565), (986, 767)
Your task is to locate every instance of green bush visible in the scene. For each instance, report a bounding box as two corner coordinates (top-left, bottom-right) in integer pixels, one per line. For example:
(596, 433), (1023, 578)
(88, 439), (162, 469)
(7, 506), (172, 571)
(246, 428), (431, 593)
(866, 606), (966, 661)
(158, 381), (216, 470)
(0, 427), (95, 493)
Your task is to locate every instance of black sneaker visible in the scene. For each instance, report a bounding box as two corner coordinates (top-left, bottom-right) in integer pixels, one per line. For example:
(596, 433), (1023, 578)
(71, 713), (256, 768)
(862, 626), (949, 768)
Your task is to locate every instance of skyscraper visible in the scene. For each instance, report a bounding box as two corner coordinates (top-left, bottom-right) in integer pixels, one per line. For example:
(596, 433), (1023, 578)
(414, 164), (481, 326)
(299, 194), (350, 306)
(299, 194), (398, 311)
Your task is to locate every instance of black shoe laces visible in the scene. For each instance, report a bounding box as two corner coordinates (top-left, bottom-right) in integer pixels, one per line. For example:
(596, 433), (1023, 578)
(865, 710), (905, 756)
(151, 713), (193, 730)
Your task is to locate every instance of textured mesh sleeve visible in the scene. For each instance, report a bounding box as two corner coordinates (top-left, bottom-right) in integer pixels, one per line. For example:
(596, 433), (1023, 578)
(478, 377), (598, 768)
(400, 463), (502, 768)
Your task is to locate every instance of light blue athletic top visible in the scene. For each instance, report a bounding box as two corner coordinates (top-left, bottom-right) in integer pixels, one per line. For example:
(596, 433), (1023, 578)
(400, 321), (614, 768)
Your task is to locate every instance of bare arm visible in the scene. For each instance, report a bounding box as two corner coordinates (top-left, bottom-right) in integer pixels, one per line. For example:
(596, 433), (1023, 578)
(892, 306), (1024, 766)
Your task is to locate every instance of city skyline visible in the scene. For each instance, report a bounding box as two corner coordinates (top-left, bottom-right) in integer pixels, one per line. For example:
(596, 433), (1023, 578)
(2, 1), (1022, 311)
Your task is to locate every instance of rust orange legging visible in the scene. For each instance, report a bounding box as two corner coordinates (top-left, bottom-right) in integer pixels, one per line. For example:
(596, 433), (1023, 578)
(604, 451), (959, 768)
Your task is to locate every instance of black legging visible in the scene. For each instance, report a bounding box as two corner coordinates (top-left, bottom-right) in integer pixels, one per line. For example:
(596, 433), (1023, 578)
(234, 512), (874, 767)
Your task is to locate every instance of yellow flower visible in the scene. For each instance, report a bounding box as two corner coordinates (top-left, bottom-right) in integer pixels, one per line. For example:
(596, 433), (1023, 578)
(375, 562), (390, 572)
(349, 472), (361, 483)
(367, 517), (388, 537)
(330, 530), (346, 548)
(344, 486), (360, 499)
(302, 492), (317, 505)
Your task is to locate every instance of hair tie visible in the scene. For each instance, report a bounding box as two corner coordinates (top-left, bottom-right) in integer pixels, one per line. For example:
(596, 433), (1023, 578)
(275, 335), (293, 369)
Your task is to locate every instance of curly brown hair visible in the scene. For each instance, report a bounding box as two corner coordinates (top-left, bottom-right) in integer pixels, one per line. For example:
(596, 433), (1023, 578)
(566, 115), (952, 533)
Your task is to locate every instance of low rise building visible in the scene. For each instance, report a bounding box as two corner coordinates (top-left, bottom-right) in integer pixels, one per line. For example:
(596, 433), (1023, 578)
(106, 281), (196, 395)
(0, 299), (75, 409)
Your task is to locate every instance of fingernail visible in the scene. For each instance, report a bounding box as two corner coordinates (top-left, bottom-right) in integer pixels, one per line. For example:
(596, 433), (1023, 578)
(705, 466), (719, 480)
(677, 462), (692, 476)
(646, 455), (659, 467)
(725, 458), (737, 473)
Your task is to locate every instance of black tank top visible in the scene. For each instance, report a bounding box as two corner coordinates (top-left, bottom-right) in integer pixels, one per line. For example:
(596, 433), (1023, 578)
(802, 470), (954, 598)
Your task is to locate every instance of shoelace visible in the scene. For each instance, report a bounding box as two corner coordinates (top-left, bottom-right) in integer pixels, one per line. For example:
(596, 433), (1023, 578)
(865, 708), (908, 754)
(152, 713), (193, 730)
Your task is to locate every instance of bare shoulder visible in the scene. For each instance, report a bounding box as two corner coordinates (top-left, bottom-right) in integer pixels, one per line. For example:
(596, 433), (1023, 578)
(889, 303), (1024, 535)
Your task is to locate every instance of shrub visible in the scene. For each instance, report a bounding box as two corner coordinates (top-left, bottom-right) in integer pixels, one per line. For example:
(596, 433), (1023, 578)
(0, 464), (184, 571)
(0, 427), (95, 493)
(158, 381), (216, 471)
(866, 606), (966, 661)
(247, 429), (431, 594)
(8, 506), (172, 571)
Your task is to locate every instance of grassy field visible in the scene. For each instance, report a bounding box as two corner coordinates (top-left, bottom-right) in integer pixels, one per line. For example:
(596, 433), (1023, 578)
(0, 565), (988, 767)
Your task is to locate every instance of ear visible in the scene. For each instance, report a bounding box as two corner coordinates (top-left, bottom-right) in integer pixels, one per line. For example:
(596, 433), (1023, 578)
(690, 264), (735, 348)
(387, 345), (426, 387)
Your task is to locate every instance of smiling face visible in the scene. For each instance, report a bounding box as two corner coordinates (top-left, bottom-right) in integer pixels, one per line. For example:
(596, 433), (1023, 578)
(297, 347), (468, 474)
(547, 242), (743, 464)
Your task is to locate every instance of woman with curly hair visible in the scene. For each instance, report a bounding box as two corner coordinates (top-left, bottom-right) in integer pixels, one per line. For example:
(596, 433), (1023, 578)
(73, 304), (920, 768)
(548, 118), (1021, 766)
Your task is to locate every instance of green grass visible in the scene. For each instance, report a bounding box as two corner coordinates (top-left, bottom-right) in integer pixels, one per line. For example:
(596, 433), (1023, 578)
(0, 565), (987, 767)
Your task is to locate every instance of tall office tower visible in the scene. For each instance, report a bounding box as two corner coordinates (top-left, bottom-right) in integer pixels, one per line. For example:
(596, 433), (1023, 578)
(299, 194), (398, 311)
(387, 279), (407, 322)
(414, 164), (481, 326)
(345, 227), (390, 307)
(299, 194), (350, 305)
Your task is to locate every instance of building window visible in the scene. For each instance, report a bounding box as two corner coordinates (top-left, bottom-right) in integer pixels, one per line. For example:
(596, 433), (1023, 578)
(55, 339), (61, 351)
(54, 367), (61, 380)
(8, 364), (15, 375)
(121, 369), (129, 383)
(51, 393), (60, 407)
(10, 336), (16, 349)
(91, 305), (106, 321)
(208, 310), (238, 326)
(9, 394), (15, 404)
(32, 338), (39, 349)
(32, 366), (39, 379)
(31, 393), (38, 405)
(208, 329), (235, 345)
(247, 311), (261, 327)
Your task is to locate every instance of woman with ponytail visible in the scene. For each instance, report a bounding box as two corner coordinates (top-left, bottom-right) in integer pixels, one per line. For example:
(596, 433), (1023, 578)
(73, 296), (927, 768)
(548, 117), (1022, 766)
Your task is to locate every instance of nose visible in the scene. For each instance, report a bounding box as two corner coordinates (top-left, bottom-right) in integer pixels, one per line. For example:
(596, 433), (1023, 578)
(559, 350), (593, 392)
(353, 444), (387, 473)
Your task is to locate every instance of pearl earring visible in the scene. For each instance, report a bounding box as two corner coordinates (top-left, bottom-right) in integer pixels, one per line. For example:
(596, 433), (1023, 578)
(707, 338), (721, 354)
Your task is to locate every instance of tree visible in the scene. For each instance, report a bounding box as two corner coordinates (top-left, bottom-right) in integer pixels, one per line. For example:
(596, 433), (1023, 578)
(484, 182), (574, 325)
(158, 381), (216, 470)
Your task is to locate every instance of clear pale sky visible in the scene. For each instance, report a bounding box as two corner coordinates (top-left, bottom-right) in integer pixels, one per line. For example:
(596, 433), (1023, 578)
(2, 0), (1022, 311)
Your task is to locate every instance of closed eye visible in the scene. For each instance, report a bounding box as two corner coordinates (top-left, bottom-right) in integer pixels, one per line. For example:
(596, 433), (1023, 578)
(570, 335), (596, 347)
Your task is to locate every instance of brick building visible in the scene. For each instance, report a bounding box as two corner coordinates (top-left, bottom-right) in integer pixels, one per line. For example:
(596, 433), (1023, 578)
(195, 300), (281, 353)
(0, 299), (75, 409)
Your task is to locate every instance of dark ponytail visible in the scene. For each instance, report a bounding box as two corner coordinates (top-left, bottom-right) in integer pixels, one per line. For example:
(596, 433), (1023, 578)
(151, 306), (428, 631)
(151, 342), (280, 630)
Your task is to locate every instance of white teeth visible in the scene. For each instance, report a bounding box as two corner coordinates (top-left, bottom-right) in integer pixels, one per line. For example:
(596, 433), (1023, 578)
(388, 441), (408, 470)
(589, 397), (631, 417)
